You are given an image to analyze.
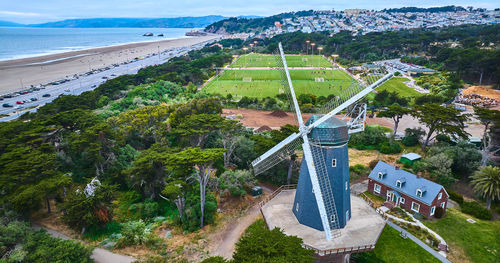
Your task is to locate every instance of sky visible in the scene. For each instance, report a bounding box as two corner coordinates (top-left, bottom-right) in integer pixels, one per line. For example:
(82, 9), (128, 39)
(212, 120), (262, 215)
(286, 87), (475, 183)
(1, 0), (499, 24)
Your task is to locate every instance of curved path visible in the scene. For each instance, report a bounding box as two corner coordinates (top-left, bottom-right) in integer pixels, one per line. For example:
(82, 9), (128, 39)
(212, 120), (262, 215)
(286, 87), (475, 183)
(32, 223), (135, 263)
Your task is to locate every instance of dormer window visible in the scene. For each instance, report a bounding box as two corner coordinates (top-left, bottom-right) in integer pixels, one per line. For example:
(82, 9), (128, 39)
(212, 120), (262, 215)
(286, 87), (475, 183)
(378, 172), (385, 179)
(416, 189), (423, 197)
(396, 180), (402, 188)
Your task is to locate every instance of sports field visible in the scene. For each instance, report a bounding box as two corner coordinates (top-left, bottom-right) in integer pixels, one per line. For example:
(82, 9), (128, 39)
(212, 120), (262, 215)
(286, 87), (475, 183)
(204, 69), (355, 98)
(377, 77), (422, 98)
(229, 54), (333, 68)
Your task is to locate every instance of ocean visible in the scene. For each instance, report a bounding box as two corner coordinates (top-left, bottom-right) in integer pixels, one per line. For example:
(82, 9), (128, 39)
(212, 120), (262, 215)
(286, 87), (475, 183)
(0, 27), (193, 61)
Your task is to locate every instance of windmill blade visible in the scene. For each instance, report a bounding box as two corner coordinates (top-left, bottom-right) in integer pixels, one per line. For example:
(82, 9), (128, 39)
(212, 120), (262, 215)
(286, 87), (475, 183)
(308, 72), (393, 131)
(301, 135), (337, 241)
(251, 132), (302, 176)
(276, 42), (305, 127)
(342, 103), (367, 134)
(274, 49), (299, 125)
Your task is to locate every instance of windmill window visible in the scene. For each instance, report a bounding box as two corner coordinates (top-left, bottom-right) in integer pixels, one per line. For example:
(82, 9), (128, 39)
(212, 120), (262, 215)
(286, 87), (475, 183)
(345, 181), (348, 190)
(296, 203), (299, 212)
(331, 215), (335, 223)
(332, 159), (337, 167)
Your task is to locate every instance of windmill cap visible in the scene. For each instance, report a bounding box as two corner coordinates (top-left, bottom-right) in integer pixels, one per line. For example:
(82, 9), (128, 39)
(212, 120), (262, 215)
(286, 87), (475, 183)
(306, 115), (348, 145)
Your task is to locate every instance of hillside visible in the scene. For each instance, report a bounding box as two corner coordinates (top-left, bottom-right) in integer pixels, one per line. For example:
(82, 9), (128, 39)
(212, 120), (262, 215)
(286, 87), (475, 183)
(0, 20), (24, 27)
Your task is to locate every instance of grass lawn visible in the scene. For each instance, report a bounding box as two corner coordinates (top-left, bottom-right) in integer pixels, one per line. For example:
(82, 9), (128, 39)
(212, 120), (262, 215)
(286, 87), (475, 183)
(355, 226), (440, 263)
(229, 53), (333, 68)
(204, 69), (354, 98)
(376, 77), (422, 98)
(423, 208), (500, 263)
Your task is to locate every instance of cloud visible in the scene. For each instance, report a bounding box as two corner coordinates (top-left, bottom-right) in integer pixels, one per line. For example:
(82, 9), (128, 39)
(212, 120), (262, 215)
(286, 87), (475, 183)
(0, 10), (45, 17)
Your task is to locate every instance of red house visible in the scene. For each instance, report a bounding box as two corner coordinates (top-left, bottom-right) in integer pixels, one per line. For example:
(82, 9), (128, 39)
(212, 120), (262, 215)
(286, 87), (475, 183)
(368, 161), (448, 218)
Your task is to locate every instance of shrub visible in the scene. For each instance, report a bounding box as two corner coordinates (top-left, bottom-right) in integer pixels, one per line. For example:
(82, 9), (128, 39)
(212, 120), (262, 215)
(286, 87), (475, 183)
(349, 164), (369, 177)
(434, 207), (444, 219)
(218, 170), (257, 197)
(436, 134), (451, 143)
(447, 190), (464, 204)
(379, 142), (402, 154)
(461, 201), (492, 220)
(402, 136), (418, 146)
(116, 220), (161, 248)
(369, 159), (380, 169)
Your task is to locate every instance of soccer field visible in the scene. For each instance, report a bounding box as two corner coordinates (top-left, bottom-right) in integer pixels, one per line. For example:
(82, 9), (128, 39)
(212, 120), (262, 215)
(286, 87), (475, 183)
(377, 77), (422, 98)
(203, 69), (355, 98)
(229, 54), (333, 68)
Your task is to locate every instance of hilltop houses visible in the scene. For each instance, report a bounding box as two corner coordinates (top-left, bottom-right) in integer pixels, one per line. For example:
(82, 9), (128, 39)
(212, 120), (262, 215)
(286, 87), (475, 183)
(368, 161), (448, 218)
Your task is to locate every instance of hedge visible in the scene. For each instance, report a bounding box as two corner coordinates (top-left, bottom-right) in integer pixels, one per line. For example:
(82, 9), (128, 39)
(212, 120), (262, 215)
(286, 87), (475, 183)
(461, 201), (492, 220)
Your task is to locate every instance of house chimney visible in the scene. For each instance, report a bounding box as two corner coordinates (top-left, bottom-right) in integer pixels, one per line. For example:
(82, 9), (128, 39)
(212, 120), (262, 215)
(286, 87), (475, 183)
(395, 165), (400, 170)
(417, 172), (422, 178)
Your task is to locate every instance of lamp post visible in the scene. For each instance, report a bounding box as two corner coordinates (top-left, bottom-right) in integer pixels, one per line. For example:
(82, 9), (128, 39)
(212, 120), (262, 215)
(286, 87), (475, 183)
(243, 47), (248, 68)
(317, 47), (323, 68)
(306, 40), (310, 55)
(311, 43), (316, 57)
(249, 43), (254, 63)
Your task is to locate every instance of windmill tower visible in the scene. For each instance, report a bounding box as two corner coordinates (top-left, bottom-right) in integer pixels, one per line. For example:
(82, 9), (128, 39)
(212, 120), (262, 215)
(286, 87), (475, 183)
(253, 43), (393, 242)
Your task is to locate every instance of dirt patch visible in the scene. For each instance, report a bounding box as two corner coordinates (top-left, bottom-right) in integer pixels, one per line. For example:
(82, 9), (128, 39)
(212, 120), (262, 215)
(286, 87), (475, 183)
(269, 110), (289, 118)
(223, 108), (310, 129)
(30, 201), (80, 239)
(255, 125), (272, 133)
(463, 86), (500, 101)
(348, 148), (400, 167)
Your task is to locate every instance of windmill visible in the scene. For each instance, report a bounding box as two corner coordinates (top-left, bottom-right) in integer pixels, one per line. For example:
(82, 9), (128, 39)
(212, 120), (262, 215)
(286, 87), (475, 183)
(252, 43), (393, 241)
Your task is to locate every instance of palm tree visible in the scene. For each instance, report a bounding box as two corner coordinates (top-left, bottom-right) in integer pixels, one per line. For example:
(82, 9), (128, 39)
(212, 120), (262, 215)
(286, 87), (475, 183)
(470, 166), (500, 210)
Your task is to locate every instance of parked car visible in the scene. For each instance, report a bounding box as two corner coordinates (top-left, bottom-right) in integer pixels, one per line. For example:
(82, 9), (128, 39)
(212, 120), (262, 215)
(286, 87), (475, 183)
(42, 94), (51, 97)
(2, 103), (13, 108)
(16, 101), (24, 104)
(30, 97), (38, 101)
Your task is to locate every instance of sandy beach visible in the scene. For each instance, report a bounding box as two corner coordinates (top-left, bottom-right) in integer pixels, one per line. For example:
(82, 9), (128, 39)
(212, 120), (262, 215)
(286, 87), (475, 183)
(0, 35), (218, 93)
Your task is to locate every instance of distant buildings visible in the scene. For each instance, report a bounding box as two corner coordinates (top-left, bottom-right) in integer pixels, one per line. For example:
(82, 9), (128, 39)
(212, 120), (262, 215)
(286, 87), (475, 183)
(256, 9), (500, 38)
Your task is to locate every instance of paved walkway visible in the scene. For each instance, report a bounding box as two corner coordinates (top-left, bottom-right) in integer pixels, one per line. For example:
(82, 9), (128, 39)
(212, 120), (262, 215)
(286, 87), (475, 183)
(387, 221), (450, 263)
(32, 223), (135, 263)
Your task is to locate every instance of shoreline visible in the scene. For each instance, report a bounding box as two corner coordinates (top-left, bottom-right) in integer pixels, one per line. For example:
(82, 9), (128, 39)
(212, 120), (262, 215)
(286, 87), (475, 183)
(0, 34), (219, 93)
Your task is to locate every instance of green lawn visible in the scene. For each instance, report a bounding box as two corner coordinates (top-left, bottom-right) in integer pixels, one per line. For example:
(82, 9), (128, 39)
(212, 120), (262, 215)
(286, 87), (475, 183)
(376, 77), (422, 98)
(355, 226), (440, 263)
(423, 208), (500, 263)
(229, 53), (333, 68)
(204, 69), (355, 98)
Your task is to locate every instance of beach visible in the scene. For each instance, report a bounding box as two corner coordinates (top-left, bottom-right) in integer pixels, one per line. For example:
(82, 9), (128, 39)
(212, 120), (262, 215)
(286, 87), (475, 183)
(0, 34), (218, 93)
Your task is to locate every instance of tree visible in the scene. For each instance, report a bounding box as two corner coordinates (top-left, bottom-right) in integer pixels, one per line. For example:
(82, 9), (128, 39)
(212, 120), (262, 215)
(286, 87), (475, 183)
(412, 103), (470, 150)
(423, 152), (455, 187)
(474, 107), (500, 166)
(167, 147), (225, 228)
(172, 114), (230, 148)
(231, 219), (315, 263)
(470, 166), (500, 209)
(160, 180), (188, 222)
(377, 105), (412, 142)
(218, 120), (244, 167)
(61, 182), (116, 234)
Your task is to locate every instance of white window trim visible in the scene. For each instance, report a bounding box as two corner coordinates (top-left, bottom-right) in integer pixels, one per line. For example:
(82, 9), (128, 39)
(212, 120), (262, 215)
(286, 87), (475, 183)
(345, 181), (348, 190)
(440, 202), (445, 208)
(411, 201), (420, 213)
(374, 184), (381, 194)
(331, 214), (335, 223)
(416, 189), (422, 197)
(332, 159), (337, 167)
(396, 180), (401, 188)
(378, 172), (384, 179)
(400, 197), (405, 204)
(430, 206), (435, 216)
(438, 192), (442, 200)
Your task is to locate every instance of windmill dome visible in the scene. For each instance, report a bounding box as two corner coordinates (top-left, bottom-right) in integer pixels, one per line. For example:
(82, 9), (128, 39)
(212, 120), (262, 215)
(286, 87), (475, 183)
(306, 114), (349, 146)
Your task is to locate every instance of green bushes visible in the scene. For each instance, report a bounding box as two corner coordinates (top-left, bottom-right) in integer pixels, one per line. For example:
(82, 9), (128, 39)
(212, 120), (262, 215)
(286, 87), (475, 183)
(402, 136), (418, 146)
(434, 207), (445, 219)
(461, 202), (492, 220)
(218, 170), (257, 197)
(115, 220), (162, 248)
(349, 126), (388, 150)
(379, 141), (402, 154)
(447, 190), (464, 204)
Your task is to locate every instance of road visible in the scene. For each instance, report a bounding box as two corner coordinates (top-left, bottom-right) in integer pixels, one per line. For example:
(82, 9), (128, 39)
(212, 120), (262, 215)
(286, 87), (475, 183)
(32, 223), (135, 263)
(0, 37), (220, 122)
